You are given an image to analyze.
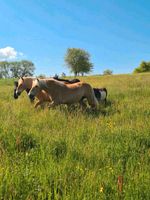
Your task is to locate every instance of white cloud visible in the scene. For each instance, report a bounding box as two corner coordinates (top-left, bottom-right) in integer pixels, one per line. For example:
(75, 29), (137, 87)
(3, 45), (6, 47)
(0, 46), (23, 60)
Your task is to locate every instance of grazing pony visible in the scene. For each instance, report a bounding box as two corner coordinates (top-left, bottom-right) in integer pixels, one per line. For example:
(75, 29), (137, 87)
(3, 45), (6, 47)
(14, 77), (51, 108)
(92, 88), (107, 104)
(28, 79), (98, 108)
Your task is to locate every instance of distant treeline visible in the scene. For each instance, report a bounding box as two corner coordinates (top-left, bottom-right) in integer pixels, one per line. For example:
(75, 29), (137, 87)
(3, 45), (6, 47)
(0, 60), (35, 78)
(0, 48), (149, 79)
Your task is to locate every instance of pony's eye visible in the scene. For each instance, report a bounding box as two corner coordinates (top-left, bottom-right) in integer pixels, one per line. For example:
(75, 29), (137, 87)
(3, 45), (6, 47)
(35, 85), (38, 88)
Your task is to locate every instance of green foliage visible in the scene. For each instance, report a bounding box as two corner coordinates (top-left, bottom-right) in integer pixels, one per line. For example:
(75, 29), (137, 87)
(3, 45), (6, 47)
(65, 48), (93, 76)
(0, 73), (150, 199)
(37, 74), (46, 78)
(103, 69), (113, 75)
(134, 61), (150, 73)
(0, 61), (10, 78)
(0, 60), (35, 78)
(61, 72), (66, 77)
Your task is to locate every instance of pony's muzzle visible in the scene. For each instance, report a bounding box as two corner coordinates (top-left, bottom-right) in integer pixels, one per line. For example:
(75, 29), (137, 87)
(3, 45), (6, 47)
(16, 91), (21, 96)
(14, 94), (18, 99)
(14, 89), (18, 99)
(28, 93), (35, 101)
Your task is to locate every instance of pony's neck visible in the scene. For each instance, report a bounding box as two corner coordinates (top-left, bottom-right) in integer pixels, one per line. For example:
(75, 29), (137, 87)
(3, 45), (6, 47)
(39, 80), (49, 91)
(24, 78), (34, 89)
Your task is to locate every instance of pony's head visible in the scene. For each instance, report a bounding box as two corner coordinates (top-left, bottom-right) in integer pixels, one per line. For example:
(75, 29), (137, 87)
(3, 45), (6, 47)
(28, 79), (41, 101)
(15, 77), (26, 97)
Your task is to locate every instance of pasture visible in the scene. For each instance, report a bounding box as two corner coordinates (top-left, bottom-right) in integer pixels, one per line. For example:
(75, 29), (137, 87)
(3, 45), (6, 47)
(0, 73), (150, 200)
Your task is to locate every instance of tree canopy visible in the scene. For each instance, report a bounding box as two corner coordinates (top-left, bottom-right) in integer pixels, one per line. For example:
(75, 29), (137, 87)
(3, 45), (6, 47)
(0, 60), (35, 78)
(103, 69), (113, 75)
(64, 48), (93, 76)
(133, 61), (150, 73)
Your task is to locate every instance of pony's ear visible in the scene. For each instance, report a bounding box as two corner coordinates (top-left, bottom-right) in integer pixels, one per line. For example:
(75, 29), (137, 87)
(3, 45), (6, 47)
(37, 78), (40, 82)
(21, 77), (24, 81)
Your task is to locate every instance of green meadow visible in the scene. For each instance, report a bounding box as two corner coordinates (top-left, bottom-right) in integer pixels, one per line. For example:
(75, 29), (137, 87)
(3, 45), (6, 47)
(0, 73), (150, 200)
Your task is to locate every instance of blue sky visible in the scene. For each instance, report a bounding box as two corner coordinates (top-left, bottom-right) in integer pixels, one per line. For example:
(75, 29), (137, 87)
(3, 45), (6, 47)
(0, 0), (150, 76)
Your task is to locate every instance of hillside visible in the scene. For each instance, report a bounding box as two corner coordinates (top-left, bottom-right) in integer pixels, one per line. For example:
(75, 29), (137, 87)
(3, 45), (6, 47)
(0, 73), (150, 199)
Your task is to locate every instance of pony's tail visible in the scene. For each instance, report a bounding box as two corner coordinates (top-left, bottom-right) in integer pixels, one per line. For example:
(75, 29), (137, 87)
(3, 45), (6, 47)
(103, 88), (107, 97)
(86, 85), (98, 108)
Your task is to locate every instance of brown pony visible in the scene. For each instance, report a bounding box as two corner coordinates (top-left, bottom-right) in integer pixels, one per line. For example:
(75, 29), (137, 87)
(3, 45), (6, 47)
(15, 77), (51, 108)
(28, 78), (98, 108)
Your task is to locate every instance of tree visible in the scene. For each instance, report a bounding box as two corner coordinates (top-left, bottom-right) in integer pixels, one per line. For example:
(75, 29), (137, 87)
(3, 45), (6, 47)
(64, 48), (93, 76)
(54, 74), (59, 79)
(133, 61), (150, 73)
(61, 72), (66, 77)
(0, 60), (35, 78)
(17, 60), (35, 77)
(9, 61), (21, 78)
(38, 74), (46, 78)
(0, 61), (10, 78)
(103, 69), (113, 75)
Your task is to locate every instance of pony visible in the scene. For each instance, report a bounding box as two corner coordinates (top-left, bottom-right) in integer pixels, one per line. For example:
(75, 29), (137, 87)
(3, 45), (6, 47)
(14, 81), (30, 99)
(54, 77), (108, 103)
(14, 77), (80, 108)
(28, 78), (98, 108)
(14, 77), (51, 108)
(92, 88), (107, 104)
(14, 77), (107, 108)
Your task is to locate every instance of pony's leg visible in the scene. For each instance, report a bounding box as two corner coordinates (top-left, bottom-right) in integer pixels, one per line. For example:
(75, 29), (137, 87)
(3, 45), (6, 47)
(104, 98), (107, 106)
(79, 99), (87, 110)
(34, 101), (41, 108)
(87, 95), (98, 109)
(48, 101), (58, 109)
(40, 102), (46, 109)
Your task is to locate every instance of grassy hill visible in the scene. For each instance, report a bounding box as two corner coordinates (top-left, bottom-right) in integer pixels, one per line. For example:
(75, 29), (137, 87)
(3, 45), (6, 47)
(0, 73), (150, 199)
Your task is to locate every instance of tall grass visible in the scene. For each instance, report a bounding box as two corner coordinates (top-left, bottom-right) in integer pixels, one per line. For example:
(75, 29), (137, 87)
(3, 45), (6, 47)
(0, 73), (150, 199)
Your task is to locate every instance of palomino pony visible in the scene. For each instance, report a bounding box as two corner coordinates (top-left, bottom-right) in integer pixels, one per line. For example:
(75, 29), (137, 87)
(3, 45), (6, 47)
(54, 77), (108, 103)
(15, 77), (51, 108)
(28, 79), (98, 108)
(14, 81), (30, 99)
(14, 77), (81, 108)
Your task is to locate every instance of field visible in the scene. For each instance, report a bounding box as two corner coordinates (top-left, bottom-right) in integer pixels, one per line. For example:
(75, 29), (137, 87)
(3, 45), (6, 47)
(0, 73), (150, 200)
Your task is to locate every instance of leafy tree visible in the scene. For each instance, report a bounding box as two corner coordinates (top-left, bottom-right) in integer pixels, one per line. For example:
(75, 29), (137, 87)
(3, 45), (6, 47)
(9, 61), (21, 78)
(65, 48), (93, 76)
(0, 61), (11, 78)
(38, 74), (46, 78)
(134, 61), (150, 73)
(54, 74), (59, 79)
(0, 60), (35, 78)
(61, 72), (66, 77)
(18, 60), (35, 77)
(103, 69), (113, 75)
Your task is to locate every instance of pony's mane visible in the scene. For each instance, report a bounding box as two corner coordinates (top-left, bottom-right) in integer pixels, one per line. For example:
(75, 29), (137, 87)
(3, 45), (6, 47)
(45, 78), (66, 86)
(24, 76), (35, 79)
(37, 79), (48, 89)
(18, 77), (36, 83)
